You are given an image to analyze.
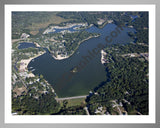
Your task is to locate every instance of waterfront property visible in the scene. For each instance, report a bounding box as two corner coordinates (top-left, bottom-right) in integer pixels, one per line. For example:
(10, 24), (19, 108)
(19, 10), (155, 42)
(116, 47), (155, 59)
(28, 23), (135, 97)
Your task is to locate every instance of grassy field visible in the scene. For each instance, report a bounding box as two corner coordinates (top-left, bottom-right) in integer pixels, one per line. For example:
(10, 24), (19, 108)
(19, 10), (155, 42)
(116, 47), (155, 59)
(12, 12), (72, 36)
(59, 97), (86, 108)
(128, 110), (139, 115)
(27, 13), (71, 35)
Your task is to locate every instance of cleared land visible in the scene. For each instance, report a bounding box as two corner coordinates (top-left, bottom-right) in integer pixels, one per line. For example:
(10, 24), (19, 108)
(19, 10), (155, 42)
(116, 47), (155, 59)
(12, 12), (72, 37)
(27, 13), (71, 35)
(56, 96), (87, 108)
(65, 97), (86, 107)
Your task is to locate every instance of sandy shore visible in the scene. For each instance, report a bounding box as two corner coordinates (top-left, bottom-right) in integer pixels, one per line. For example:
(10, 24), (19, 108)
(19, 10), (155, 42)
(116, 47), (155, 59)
(28, 73), (35, 77)
(52, 54), (69, 60)
(101, 50), (107, 64)
(34, 42), (41, 47)
(19, 51), (46, 76)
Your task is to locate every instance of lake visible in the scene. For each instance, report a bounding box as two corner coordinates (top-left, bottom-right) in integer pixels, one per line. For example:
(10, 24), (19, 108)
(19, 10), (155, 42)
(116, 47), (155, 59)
(27, 23), (135, 98)
(51, 25), (82, 33)
(18, 42), (36, 49)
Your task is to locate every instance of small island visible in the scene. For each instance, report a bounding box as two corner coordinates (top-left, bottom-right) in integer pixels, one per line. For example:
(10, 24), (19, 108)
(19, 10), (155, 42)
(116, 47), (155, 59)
(70, 67), (78, 73)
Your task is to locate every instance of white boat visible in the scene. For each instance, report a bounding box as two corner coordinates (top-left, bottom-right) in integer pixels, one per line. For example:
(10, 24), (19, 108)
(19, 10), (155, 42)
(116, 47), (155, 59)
(31, 69), (35, 72)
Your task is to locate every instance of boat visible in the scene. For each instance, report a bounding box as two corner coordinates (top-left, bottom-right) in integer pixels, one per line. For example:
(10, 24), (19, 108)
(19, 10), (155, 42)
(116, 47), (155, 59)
(31, 69), (35, 72)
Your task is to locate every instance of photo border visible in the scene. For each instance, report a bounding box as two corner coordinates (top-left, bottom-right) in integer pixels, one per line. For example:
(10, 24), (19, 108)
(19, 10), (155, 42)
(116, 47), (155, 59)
(5, 4), (155, 124)
(0, 0), (159, 126)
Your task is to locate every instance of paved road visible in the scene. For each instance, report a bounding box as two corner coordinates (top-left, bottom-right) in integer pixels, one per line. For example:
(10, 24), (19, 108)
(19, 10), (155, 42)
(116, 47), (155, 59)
(116, 105), (122, 115)
(55, 95), (88, 101)
(84, 107), (90, 115)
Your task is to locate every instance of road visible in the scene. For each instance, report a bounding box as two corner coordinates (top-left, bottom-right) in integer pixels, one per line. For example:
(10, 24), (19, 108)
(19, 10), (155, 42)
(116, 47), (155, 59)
(15, 72), (27, 88)
(112, 100), (123, 115)
(55, 95), (88, 101)
(116, 105), (122, 115)
(12, 39), (23, 43)
(84, 107), (90, 115)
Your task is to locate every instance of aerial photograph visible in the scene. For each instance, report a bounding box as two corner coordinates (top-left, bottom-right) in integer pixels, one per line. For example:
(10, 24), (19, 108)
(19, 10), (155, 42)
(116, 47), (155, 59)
(11, 11), (149, 115)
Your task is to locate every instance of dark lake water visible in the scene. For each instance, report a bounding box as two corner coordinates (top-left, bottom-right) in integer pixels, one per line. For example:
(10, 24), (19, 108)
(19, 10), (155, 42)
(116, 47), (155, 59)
(49, 25), (81, 33)
(18, 42), (36, 49)
(28, 23), (135, 97)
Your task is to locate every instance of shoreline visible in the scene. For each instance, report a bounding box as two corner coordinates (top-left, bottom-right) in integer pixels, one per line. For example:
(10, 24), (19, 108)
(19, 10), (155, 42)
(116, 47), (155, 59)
(55, 95), (87, 101)
(51, 34), (100, 60)
(19, 51), (46, 77)
(33, 42), (41, 47)
(52, 54), (70, 60)
(101, 50), (107, 64)
(43, 23), (87, 34)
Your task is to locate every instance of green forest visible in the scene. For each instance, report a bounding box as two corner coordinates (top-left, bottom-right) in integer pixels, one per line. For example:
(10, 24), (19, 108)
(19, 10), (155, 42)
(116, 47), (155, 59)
(86, 43), (148, 115)
(85, 12), (149, 115)
(12, 92), (60, 115)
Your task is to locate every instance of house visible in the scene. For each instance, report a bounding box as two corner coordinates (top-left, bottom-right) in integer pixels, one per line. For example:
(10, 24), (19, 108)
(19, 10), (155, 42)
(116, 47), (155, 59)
(20, 33), (30, 39)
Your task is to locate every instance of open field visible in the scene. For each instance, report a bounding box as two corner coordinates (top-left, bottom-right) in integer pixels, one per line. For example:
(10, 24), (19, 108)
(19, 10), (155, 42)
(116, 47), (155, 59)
(27, 13), (71, 35)
(58, 97), (86, 108)
(66, 97), (86, 107)
(13, 85), (27, 97)
(12, 12), (72, 36)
